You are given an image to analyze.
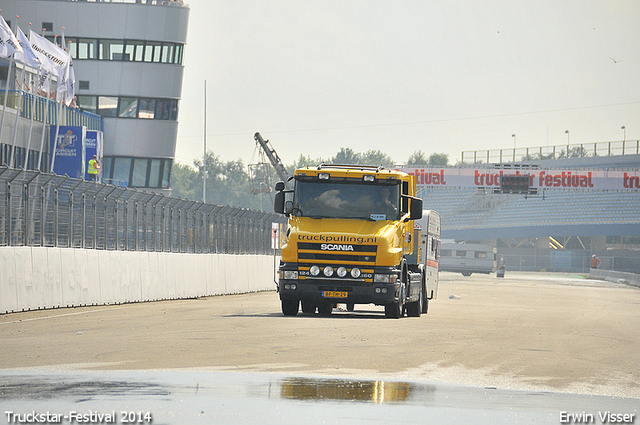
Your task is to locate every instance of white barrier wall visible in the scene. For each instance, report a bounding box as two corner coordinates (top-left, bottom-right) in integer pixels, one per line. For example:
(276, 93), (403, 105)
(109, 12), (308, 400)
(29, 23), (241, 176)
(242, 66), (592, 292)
(0, 247), (278, 314)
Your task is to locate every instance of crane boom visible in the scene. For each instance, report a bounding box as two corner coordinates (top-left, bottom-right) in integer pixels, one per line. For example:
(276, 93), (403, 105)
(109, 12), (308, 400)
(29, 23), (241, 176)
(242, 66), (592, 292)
(254, 132), (289, 183)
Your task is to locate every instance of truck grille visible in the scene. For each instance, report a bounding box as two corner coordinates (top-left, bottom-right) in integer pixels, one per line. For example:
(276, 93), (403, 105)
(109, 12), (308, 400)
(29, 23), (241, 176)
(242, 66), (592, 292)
(298, 243), (377, 264)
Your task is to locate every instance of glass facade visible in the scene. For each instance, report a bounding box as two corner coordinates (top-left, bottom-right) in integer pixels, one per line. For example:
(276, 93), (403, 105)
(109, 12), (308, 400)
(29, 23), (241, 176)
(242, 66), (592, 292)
(1, 144), (49, 172)
(66, 37), (184, 65)
(102, 156), (172, 189)
(77, 95), (178, 121)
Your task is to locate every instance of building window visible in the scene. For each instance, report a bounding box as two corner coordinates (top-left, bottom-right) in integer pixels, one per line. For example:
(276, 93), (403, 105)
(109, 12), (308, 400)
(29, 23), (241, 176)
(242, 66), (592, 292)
(162, 160), (172, 189)
(42, 22), (53, 32)
(118, 97), (138, 118)
(138, 98), (155, 119)
(64, 37), (185, 65)
(132, 158), (149, 187)
(112, 157), (133, 186)
(149, 159), (162, 187)
(174, 44), (184, 64)
(79, 95), (178, 121)
(77, 38), (97, 60)
(103, 156), (172, 189)
(101, 39), (126, 61)
(79, 81), (90, 90)
(98, 96), (118, 118)
(123, 41), (137, 62)
(77, 95), (98, 114)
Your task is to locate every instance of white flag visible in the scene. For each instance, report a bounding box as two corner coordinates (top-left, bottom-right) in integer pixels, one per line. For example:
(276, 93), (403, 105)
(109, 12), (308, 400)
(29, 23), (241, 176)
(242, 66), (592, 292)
(57, 56), (74, 105)
(15, 27), (41, 69)
(0, 15), (22, 58)
(60, 31), (75, 106)
(29, 30), (70, 98)
(29, 30), (69, 76)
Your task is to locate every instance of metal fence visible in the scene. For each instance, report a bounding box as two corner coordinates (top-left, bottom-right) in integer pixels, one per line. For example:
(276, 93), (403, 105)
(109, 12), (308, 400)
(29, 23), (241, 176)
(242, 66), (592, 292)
(461, 139), (640, 165)
(0, 166), (286, 254)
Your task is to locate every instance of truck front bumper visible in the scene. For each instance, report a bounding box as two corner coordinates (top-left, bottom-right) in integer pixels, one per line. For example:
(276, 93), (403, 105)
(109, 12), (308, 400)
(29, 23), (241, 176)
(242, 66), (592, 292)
(278, 279), (401, 306)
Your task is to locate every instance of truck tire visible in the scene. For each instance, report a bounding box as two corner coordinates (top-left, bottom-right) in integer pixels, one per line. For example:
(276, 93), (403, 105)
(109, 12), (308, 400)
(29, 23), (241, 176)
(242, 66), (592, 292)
(281, 299), (299, 316)
(317, 303), (333, 316)
(301, 301), (316, 314)
(406, 285), (422, 317)
(385, 284), (405, 319)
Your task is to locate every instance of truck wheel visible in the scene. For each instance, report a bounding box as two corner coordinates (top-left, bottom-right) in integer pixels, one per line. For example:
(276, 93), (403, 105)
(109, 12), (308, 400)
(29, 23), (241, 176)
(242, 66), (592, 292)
(301, 301), (316, 314)
(317, 303), (333, 316)
(384, 285), (405, 319)
(281, 300), (299, 316)
(406, 285), (422, 317)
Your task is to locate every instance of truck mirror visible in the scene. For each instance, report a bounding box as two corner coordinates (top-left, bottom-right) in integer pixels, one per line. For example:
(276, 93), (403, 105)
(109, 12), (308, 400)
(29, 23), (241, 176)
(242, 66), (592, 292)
(410, 197), (423, 220)
(274, 191), (286, 214)
(284, 200), (294, 215)
(275, 181), (285, 191)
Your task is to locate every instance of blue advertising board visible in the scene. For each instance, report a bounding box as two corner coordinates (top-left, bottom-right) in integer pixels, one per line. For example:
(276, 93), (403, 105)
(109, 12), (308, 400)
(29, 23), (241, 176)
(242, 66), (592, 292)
(50, 126), (86, 179)
(84, 130), (104, 182)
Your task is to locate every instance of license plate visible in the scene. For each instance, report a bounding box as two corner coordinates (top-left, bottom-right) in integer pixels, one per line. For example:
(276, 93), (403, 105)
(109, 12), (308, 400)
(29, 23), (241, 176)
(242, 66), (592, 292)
(322, 291), (348, 299)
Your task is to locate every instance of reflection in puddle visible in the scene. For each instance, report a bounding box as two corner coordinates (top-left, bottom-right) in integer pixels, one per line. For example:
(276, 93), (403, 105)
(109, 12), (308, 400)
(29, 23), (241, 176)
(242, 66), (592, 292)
(1, 370), (636, 425)
(280, 377), (421, 404)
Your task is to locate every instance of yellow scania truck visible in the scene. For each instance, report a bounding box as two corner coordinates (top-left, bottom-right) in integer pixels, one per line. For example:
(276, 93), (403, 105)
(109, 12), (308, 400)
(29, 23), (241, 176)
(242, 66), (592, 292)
(273, 164), (441, 318)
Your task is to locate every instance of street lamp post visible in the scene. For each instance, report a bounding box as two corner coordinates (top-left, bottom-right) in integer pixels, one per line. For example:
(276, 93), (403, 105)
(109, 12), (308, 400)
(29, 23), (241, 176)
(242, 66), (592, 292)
(565, 130), (570, 157)
(511, 134), (516, 162)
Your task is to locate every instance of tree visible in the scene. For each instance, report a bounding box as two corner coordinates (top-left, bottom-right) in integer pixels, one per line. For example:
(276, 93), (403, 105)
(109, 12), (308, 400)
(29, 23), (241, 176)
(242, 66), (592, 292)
(171, 162), (200, 200)
(360, 149), (394, 166)
(331, 148), (361, 165)
(407, 150), (429, 165)
(428, 152), (449, 165)
(290, 154), (324, 170)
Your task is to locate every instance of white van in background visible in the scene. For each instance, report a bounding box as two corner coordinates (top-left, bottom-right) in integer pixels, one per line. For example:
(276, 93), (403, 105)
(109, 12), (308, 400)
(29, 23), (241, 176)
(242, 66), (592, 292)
(439, 242), (497, 276)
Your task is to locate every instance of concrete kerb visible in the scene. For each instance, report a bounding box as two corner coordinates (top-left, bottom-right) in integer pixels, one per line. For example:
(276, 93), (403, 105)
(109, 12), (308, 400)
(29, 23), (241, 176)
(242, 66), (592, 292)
(588, 269), (640, 288)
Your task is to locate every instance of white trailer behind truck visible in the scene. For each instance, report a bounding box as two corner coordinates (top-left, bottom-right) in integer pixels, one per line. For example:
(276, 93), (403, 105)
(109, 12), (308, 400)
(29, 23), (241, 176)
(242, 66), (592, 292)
(439, 242), (497, 276)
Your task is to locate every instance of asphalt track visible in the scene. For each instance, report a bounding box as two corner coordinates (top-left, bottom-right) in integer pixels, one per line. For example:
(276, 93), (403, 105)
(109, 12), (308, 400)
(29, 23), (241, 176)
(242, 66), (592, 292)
(1, 272), (639, 424)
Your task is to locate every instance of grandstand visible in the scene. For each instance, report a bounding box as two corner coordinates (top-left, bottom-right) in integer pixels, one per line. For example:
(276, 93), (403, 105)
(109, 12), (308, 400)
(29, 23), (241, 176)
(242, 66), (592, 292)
(405, 140), (640, 274)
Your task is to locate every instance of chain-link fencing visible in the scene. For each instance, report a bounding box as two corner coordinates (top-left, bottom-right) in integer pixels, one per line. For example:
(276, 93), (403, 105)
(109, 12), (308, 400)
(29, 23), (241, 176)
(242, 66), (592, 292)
(0, 166), (286, 254)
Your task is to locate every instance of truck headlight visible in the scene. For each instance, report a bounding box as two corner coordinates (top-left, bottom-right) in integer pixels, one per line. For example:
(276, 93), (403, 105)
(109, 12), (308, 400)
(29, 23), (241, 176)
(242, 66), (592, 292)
(350, 268), (361, 278)
(374, 274), (397, 283)
(323, 266), (334, 277)
(309, 265), (320, 276)
(337, 267), (347, 277)
(283, 270), (298, 280)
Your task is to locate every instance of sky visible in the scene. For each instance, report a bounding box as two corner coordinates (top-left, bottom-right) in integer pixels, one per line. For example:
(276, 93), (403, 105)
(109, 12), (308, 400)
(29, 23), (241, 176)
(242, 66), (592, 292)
(174, 0), (640, 168)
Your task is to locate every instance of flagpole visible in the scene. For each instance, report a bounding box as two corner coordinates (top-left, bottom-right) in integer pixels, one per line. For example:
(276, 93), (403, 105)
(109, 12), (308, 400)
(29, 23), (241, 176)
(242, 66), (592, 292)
(0, 14), (18, 160)
(203, 79), (207, 203)
(37, 72), (51, 171)
(24, 67), (40, 169)
(50, 89), (63, 174)
(47, 27), (63, 174)
(9, 59), (25, 168)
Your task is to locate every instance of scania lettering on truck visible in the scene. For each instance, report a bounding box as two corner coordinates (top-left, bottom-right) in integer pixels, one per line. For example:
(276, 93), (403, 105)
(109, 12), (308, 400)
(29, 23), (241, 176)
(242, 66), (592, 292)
(273, 164), (441, 318)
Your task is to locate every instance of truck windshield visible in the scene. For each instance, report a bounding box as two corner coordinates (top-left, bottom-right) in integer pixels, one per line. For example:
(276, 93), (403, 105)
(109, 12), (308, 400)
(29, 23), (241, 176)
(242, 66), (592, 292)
(292, 180), (400, 220)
